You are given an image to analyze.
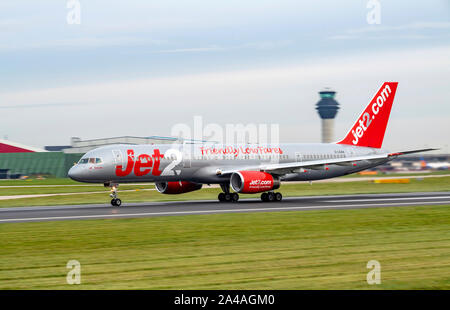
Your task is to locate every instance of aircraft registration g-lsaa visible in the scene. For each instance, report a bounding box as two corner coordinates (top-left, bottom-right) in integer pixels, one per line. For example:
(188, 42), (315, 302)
(69, 82), (436, 206)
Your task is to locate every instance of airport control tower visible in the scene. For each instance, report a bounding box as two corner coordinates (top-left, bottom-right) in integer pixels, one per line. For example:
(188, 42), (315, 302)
(315, 88), (340, 143)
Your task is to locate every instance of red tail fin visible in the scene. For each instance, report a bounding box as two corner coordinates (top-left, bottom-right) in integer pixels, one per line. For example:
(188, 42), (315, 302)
(337, 82), (398, 148)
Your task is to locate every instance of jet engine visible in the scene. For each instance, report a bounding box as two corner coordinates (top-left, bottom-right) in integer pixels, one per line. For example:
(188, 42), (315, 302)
(230, 171), (280, 194)
(155, 181), (203, 194)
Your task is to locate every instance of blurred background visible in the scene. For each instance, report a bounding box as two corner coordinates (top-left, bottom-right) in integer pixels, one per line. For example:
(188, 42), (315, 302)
(0, 0), (449, 178)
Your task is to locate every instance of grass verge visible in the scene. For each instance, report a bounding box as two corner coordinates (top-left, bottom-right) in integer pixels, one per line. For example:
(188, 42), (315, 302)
(0, 176), (449, 208)
(0, 205), (449, 289)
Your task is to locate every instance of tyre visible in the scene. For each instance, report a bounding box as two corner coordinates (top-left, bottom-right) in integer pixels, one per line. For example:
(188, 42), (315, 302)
(261, 193), (268, 202)
(275, 192), (283, 202)
(111, 199), (117, 206)
(224, 193), (232, 202)
(218, 193), (225, 202)
(115, 199), (122, 207)
(267, 192), (275, 202)
(231, 193), (239, 202)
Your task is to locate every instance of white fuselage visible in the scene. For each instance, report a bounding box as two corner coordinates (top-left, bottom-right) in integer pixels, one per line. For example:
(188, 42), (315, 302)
(68, 143), (390, 184)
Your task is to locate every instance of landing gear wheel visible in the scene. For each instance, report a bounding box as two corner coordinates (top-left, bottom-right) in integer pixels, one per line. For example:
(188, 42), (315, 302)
(261, 192), (268, 202)
(224, 193), (232, 202)
(109, 183), (121, 207)
(111, 198), (122, 207)
(231, 193), (239, 202)
(218, 193), (225, 202)
(261, 192), (282, 202)
(275, 192), (283, 202)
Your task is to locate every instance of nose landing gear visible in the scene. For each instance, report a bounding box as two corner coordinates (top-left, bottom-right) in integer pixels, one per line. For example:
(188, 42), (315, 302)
(107, 183), (122, 207)
(111, 198), (122, 207)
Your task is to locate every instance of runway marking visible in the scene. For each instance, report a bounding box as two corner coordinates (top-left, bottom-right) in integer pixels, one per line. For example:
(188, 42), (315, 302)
(0, 189), (156, 201)
(325, 196), (450, 203)
(1, 200), (449, 223)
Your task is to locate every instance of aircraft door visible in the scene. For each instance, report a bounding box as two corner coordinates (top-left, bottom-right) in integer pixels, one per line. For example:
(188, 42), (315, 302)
(182, 143), (192, 168)
(112, 150), (123, 166)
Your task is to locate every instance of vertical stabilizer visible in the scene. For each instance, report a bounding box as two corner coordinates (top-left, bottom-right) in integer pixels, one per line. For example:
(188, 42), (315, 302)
(337, 82), (398, 148)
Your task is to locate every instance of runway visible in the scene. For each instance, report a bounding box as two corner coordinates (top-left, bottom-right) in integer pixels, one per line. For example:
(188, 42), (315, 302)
(0, 191), (449, 223)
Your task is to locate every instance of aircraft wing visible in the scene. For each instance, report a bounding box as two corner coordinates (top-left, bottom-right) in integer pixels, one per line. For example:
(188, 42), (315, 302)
(218, 153), (389, 176)
(387, 148), (438, 156)
(217, 148), (437, 176)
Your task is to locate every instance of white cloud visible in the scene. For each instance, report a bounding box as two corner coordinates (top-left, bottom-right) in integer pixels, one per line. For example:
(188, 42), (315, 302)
(1, 45), (449, 150)
(330, 21), (450, 40)
(328, 35), (357, 40)
(348, 21), (450, 34)
(154, 40), (294, 54)
(0, 36), (167, 51)
(155, 46), (224, 53)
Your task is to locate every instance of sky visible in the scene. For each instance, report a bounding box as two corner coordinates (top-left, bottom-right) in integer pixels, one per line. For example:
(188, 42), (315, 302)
(0, 0), (449, 152)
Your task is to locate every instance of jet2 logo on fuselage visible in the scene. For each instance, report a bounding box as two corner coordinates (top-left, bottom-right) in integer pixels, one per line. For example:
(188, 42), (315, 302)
(115, 149), (165, 177)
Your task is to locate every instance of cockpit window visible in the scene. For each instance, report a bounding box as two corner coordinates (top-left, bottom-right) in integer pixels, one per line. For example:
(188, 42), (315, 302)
(79, 158), (89, 164)
(78, 158), (102, 164)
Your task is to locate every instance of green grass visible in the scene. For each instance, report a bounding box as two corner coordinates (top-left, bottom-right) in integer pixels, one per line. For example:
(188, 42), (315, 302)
(0, 176), (449, 208)
(0, 178), (79, 186)
(0, 170), (446, 186)
(0, 205), (449, 289)
(0, 184), (152, 196)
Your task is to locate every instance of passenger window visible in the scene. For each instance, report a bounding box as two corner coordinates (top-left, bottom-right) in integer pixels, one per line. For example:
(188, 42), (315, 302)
(79, 158), (89, 164)
(96, 158), (102, 164)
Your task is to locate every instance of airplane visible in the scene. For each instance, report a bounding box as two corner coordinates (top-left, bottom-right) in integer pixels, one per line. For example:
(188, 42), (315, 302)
(420, 159), (450, 170)
(68, 82), (436, 206)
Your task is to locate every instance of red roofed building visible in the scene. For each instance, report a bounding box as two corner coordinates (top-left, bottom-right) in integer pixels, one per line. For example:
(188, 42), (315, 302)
(0, 139), (47, 153)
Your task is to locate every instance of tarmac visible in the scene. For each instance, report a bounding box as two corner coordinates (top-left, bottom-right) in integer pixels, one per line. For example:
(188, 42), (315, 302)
(0, 191), (449, 223)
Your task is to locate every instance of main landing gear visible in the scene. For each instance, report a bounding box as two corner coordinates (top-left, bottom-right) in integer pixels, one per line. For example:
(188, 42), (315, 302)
(217, 184), (282, 203)
(107, 183), (122, 207)
(218, 192), (239, 202)
(261, 192), (282, 202)
(218, 183), (239, 202)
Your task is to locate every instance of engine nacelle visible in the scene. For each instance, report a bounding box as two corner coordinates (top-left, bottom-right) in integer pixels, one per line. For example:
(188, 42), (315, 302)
(155, 181), (203, 194)
(230, 171), (280, 194)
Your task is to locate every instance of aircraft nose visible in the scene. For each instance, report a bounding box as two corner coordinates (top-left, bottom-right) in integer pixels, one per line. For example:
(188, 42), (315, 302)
(68, 165), (83, 181)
